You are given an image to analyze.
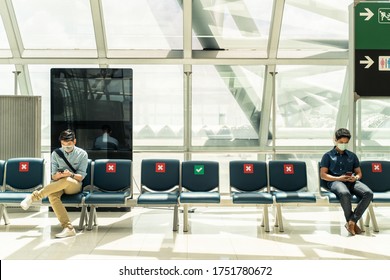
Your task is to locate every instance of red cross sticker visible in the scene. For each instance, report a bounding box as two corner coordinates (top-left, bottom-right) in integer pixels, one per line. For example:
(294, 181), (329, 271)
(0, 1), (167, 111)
(19, 162), (29, 172)
(284, 164), (294, 174)
(372, 163), (382, 173)
(243, 163), (254, 174)
(155, 162), (166, 173)
(106, 163), (116, 173)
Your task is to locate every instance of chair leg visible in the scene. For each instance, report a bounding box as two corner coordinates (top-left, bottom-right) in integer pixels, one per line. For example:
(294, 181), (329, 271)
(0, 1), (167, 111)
(364, 210), (371, 227)
(0, 205), (10, 225)
(93, 208), (97, 225)
(183, 204), (189, 232)
(276, 204), (284, 232)
(84, 208), (89, 225)
(368, 204), (379, 232)
(87, 206), (96, 231)
(78, 204), (87, 230)
(173, 205), (179, 232)
(273, 205), (279, 227)
(358, 218), (364, 231)
(263, 205), (270, 232)
(0, 205), (4, 224)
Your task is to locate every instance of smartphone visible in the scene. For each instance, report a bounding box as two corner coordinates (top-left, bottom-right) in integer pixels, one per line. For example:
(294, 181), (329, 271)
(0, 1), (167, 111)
(57, 168), (64, 173)
(345, 171), (353, 176)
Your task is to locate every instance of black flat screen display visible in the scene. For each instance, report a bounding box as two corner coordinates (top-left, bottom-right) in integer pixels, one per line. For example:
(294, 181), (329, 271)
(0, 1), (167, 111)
(50, 68), (133, 160)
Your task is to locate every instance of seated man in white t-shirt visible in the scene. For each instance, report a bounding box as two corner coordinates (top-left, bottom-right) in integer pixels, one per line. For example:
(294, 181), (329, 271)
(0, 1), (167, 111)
(93, 125), (119, 150)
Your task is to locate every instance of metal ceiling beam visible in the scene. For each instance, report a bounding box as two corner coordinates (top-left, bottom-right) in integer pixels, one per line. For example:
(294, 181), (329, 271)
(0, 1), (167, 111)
(0, 56), (348, 65)
(0, 0), (23, 57)
(260, 0), (285, 148)
(90, 0), (108, 66)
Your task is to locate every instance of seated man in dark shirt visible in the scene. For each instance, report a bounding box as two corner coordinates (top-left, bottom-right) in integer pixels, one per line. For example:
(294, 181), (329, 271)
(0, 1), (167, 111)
(320, 128), (373, 236)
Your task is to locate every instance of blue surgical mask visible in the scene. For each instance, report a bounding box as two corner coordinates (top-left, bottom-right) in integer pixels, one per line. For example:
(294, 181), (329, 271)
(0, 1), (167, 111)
(62, 145), (74, 153)
(337, 143), (348, 151)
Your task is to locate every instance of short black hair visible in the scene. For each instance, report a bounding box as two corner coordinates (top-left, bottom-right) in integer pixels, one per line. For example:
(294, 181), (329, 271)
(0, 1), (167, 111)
(101, 124), (112, 133)
(59, 129), (76, 141)
(335, 128), (351, 140)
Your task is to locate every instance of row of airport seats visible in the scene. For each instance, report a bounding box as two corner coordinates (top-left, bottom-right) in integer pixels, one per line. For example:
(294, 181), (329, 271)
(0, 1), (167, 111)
(1, 158), (390, 233)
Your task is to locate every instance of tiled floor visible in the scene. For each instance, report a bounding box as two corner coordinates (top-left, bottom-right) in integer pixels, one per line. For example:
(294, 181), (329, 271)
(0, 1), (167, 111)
(1, 206), (390, 260)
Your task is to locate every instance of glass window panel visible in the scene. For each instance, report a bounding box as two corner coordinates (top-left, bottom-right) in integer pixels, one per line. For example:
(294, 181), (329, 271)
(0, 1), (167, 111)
(278, 0), (350, 58)
(112, 65), (183, 146)
(192, 65), (265, 147)
(192, 0), (273, 54)
(0, 65), (16, 94)
(12, 0), (96, 49)
(274, 65), (346, 146)
(357, 98), (390, 148)
(0, 18), (12, 57)
(361, 153), (390, 161)
(102, 0), (183, 50)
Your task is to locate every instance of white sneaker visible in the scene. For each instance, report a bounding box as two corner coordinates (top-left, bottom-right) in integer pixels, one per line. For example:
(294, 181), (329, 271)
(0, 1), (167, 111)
(55, 227), (76, 238)
(20, 195), (33, 210)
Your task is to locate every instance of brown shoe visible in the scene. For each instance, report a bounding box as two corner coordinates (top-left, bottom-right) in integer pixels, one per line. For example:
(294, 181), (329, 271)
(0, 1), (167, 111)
(345, 221), (356, 236)
(354, 224), (364, 234)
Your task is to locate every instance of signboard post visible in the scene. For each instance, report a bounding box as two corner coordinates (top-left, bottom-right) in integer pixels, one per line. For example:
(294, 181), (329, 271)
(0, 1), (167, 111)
(355, 2), (390, 97)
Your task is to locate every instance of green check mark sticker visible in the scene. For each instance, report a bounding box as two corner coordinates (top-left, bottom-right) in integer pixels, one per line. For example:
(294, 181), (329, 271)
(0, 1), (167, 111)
(194, 165), (204, 175)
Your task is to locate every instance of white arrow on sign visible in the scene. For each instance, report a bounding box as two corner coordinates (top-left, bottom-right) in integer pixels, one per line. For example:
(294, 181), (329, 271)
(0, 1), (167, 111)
(360, 56), (374, 69)
(360, 7), (374, 21)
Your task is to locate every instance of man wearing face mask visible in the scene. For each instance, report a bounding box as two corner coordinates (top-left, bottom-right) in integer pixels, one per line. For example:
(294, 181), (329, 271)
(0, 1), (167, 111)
(20, 129), (88, 238)
(320, 128), (373, 236)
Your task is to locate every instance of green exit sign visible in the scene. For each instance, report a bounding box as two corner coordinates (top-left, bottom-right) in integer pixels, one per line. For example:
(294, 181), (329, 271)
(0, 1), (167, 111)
(354, 1), (390, 97)
(355, 2), (390, 49)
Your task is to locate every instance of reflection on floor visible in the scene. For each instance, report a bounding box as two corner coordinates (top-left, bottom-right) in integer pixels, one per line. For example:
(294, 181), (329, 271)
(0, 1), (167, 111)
(1, 206), (390, 260)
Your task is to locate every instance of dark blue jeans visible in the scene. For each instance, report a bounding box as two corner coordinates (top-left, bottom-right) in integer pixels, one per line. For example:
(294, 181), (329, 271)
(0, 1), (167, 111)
(329, 181), (373, 223)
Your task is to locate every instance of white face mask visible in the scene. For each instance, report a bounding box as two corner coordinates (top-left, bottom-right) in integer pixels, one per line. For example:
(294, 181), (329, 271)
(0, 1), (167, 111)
(337, 143), (348, 151)
(62, 145), (74, 153)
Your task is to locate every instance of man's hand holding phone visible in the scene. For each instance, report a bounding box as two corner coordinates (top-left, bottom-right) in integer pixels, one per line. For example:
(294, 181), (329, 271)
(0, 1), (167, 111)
(343, 171), (356, 182)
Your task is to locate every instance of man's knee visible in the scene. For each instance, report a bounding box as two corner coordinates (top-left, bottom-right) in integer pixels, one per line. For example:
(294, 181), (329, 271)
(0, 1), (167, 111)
(337, 190), (352, 200)
(365, 189), (374, 200)
(48, 191), (63, 203)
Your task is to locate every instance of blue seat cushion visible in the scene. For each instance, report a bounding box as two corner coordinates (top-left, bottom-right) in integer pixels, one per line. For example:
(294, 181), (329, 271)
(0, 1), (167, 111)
(273, 191), (316, 203)
(137, 192), (179, 205)
(85, 191), (130, 205)
(41, 191), (88, 204)
(232, 192), (273, 204)
(180, 192), (220, 203)
(321, 191), (361, 204)
(372, 192), (390, 203)
(0, 191), (31, 203)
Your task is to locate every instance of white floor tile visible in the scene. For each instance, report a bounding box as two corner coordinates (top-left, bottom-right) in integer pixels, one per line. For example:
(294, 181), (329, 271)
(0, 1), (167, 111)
(1, 206), (390, 260)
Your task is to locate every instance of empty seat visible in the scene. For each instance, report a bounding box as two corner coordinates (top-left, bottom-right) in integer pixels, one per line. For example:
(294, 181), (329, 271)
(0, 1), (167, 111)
(229, 160), (273, 232)
(137, 159), (180, 231)
(84, 159), (132, 230)
(180, 160), (220, 232)
(0, 158), (45, 225)
(269, 160), (316, 232)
